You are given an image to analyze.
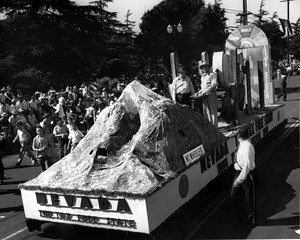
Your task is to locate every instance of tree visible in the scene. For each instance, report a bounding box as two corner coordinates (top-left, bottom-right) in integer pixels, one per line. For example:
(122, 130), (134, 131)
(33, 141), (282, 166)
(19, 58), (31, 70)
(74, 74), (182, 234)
(290, 18), (300, 59)
(0, 0), (122, 93)
(251, 0), (287, 62)
(135, 0), (227, 72)
(103, 10), (145, 79)
(252, 0), (268, 25)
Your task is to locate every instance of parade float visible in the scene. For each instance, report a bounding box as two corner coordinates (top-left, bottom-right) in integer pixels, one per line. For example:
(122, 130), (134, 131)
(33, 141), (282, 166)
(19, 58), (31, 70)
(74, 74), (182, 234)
(20, 24), (286, 234)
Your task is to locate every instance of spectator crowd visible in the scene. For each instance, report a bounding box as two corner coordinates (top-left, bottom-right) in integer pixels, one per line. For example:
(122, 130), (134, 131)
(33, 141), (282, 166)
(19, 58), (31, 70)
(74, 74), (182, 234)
(0, 80), (136, 173)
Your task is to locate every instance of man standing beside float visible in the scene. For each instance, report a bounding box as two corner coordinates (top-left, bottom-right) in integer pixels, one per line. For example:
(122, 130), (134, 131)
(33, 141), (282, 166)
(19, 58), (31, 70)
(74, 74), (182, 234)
(192, 54), (218, 127)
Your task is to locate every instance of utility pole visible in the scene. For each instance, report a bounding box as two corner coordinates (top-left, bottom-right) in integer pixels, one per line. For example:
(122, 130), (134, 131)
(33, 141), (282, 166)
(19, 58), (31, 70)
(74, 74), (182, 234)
(236, 0), (250, 26)
(242, 0), (248, 25)
(280, 0), (294, 64)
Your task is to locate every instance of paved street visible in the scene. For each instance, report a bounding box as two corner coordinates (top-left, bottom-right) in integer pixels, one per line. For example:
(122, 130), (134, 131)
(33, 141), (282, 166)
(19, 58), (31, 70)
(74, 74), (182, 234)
(0, 75), (299, 240)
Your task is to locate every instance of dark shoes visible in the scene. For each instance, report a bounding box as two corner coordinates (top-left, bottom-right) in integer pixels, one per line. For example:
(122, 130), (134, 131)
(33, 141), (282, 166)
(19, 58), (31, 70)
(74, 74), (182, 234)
(15, 159), (22, 167)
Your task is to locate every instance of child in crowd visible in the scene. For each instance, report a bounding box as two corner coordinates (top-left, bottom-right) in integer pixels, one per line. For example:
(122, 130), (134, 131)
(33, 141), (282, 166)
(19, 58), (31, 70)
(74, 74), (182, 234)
(66, 115), (76, 131)
(67, 123), (84, 152)
(40, 113), (51, 136)
(53, 117), (69, 158)
(32, 126), (51, 172)
(81, 102), (96, 130)
(13, 120), (38, 167)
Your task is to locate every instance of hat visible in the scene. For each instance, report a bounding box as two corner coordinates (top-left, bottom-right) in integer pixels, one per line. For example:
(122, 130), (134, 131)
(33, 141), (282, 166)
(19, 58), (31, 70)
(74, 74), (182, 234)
(177, 65), (186, 73)
(0, 87), (5, 92)
(199, 60), (210, 68)
(6, 86), (12, 90)
(199, 51), (210, 68)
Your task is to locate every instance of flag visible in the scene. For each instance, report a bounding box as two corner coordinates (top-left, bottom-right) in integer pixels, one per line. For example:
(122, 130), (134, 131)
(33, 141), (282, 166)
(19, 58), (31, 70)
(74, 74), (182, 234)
(279, 18), (293, 38)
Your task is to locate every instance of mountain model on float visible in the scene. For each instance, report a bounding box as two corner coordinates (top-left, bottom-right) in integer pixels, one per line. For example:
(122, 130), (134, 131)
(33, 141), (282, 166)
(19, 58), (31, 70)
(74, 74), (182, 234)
(20, 80), (225, 199)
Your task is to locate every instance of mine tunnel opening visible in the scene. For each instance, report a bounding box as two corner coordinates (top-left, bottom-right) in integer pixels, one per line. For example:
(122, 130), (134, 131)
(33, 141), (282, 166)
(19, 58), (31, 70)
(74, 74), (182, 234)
(95, 108), (141, 161)
(178, 129), (187, 137)
(90, 147), (108, 164)
(96, 148), (108, 157)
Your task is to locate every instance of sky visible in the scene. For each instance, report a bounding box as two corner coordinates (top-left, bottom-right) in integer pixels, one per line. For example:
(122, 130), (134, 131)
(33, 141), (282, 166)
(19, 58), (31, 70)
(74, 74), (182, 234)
(77, 0), (300, 32)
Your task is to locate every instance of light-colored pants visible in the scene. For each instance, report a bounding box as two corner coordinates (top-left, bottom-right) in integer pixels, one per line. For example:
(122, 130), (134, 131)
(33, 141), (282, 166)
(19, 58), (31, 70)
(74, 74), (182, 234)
(18, 141), (37, 165)
(202, 93), (218, 127)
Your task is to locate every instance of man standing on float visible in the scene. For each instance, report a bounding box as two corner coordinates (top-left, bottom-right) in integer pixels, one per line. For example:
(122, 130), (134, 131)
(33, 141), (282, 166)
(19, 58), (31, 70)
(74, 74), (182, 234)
(198, 60), (218, 127)
(172, 64), (195, 108)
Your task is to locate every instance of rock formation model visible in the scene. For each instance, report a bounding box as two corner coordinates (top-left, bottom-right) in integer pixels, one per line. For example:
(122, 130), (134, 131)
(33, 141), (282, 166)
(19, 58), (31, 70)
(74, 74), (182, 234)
(20, 81), (226, 198)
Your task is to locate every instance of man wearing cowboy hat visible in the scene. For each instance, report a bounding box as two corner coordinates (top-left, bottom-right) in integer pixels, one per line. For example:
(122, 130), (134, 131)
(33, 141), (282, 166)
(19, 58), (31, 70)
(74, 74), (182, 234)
(196, 59), (218, 127)
(171, 64), (195, 108)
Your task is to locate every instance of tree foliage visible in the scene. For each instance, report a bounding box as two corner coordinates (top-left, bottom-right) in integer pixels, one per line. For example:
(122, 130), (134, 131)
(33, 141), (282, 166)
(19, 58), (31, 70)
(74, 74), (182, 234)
(135, 0), (227, 72)
(0, 0), (135, 93)
(250, 0), (288, 62)
(252, 0), (269, 25)
(290, 18), (300, 59)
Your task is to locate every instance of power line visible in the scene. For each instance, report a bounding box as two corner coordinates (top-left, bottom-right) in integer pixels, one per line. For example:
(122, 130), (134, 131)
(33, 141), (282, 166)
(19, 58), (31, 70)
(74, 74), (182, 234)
(224, 8), (243, 12)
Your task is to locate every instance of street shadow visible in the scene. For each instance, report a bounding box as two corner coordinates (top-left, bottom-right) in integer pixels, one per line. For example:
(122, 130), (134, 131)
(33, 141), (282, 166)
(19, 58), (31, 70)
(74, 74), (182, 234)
(285, 99), (300, 102)
(254, 128), (299, 228)
(0, 188), (20, 196)
(0, 205), (23, 213)
(274, 86), (300, 96)
(289, 215), (300, 230)
(187, 128), (299, 239)
(38, 223), (153, 240)
(4, 165), (38, 170)
(258, 216), (299, 227)
(0, 180), (26, 185)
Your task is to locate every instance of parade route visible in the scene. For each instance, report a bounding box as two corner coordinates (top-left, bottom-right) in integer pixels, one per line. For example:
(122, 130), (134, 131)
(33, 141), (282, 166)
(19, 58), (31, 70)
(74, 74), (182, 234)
(186, 119), (299, 240)
(0, 76), (299, 240)
(1, 0), (299, 239)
